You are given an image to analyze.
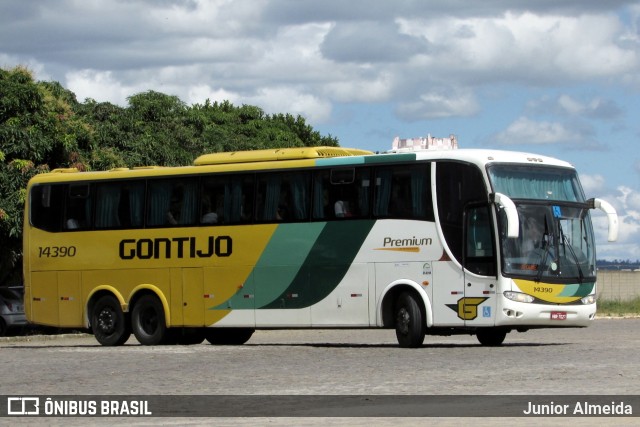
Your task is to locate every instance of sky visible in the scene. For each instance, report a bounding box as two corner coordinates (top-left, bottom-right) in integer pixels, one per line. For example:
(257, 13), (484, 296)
(2, 0), (640, 261)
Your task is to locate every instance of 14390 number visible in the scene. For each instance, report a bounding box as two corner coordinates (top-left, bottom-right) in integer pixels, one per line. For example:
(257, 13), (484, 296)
(38, 246), (77, 258)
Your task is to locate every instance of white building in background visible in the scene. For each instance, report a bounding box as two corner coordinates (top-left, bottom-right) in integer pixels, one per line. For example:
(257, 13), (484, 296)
(391, 134), (458, 151)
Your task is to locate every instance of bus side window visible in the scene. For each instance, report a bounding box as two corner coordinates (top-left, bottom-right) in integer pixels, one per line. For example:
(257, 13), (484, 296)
(30, 184), (65, 232)
(201, 174), (254, 225)
(312, 172), (331, 220)
(312, 168), (370, 220)
(95, 181), (145, 229)
(147, 178), (198, 227)
(226, 175), (254, 224)
(256, 171), (310, 222)
(201, 177), (224, 225)
(374, 164), (433, 220)
(65, 184), (91, 230)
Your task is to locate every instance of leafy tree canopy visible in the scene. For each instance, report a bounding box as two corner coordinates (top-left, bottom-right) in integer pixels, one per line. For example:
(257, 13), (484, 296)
(0, 66), (339, 284)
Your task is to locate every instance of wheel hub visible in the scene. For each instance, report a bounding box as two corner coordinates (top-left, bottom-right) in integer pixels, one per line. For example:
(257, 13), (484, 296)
(397, 307), (410, 335)
(97, 309), (115, 333)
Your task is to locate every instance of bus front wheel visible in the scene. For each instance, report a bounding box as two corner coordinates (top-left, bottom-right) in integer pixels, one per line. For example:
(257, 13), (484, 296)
(394, 292), (426, 348)
(131, 295), (167, 345)
(91, 295), (131, 346)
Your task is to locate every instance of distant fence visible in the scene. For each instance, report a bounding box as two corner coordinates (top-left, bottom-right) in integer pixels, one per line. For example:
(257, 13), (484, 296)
(597, 270), (640, 301)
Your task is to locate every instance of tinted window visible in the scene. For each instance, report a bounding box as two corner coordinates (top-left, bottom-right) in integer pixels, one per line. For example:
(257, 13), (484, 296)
(256, 171), (310, 222)
(312, 168), (371, 220)
(436, 162), (487, 263)
(30, 184), (65, 232)
(374, 163), (433, 220)
(200, 174), (254, 225)
(95, 181), (145, 229)
(147, 178), (198, 227)
(65, 184), (92, 230)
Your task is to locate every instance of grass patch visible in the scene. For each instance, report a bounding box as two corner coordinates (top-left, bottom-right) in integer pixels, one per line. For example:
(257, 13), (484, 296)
(597, 297), (640, 316)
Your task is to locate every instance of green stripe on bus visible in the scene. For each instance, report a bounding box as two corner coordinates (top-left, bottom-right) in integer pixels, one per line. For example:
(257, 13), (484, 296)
(314, 153), (417, 167)
(210, 222), (326, 310)
(558, 282), (595, 298)
(315, 157), (367, 166)
(261, 220), (375, 309)
(363, 153), (416, 164)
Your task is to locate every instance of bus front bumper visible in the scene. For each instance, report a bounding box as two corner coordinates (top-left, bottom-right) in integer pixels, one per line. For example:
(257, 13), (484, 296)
(495, 297), (597, 328)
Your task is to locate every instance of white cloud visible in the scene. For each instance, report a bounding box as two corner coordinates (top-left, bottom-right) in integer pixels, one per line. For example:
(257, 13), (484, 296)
(147, 0), (267, 38)
(396, 88), (480, 120)
(588, 185), (640, 260)
(244, 87), (332, 123)
(65, 70), (135, 105)
(580, 174), (607, 195)
(186, 84), (239, 106)
(617, 185), (640, 212)
(3, 2), (639, 127)
(324, 71), (393, 103)
(398, 12), (639, 85)
(529, 94), (624, 120)
(495, 117), (578, 145)
(0, 54), (50, 81)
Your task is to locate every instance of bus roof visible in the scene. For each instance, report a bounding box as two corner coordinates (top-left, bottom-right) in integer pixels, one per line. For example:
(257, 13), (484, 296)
(194, 146), (373, 165)
(411, 148), (574, 169)
(27, 146), (575, 185)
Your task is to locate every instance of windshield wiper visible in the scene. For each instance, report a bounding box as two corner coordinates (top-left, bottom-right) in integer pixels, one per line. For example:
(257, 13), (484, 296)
(534, 216), (552, 283)
(535, 242), (550, 283)
(560, 223), (585, 283)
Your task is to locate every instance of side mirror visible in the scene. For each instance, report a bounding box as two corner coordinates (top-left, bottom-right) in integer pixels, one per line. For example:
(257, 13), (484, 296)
(491, 193), (519, 238)
(588, 198), (619, 242)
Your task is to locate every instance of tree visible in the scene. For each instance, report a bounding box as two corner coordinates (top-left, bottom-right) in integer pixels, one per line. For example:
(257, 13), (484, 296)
(0, 66), (341, 284)
(0, 67), (89, 284)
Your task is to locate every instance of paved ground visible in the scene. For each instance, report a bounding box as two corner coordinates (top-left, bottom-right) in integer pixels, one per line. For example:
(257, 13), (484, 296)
(1, 318), (639, 425)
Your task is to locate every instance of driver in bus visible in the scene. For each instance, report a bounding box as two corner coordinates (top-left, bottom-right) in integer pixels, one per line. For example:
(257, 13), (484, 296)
(523, 217), (545, 253)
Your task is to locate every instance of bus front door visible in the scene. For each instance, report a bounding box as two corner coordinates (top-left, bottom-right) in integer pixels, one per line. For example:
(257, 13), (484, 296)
(462, 205), (498, 327)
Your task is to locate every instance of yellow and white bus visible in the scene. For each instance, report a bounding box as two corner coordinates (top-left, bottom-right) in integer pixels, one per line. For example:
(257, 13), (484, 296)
(23, 145), (618, 347)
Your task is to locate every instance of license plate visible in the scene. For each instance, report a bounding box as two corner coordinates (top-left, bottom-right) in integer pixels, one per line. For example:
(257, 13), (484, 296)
(551, 311), (567, 320)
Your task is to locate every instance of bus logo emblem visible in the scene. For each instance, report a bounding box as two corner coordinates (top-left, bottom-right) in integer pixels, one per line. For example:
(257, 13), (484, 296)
(446, 297), (489, 320)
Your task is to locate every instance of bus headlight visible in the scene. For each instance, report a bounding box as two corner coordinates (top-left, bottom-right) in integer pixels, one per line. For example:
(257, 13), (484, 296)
(504, 291), (534, 303)
(581, 294), (596, 305)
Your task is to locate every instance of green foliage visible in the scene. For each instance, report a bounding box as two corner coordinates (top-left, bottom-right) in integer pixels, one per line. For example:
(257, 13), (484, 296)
(0, 65), (340, 284)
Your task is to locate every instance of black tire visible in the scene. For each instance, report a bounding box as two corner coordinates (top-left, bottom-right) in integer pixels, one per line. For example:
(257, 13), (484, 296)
(91, 295), (131, 346)
(176, 328), (206, 345)
(159, 328), (180, 345)
(394, 291), (426, 348)
(131, 294), (167, 345)
(205, 328), (254, 345)
(476, 328), (507, 346)
(0, 317), (7, 337)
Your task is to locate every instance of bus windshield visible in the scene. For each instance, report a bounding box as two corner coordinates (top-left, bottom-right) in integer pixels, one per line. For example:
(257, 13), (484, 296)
(488, 164), (585, 202)
(489, 164), (596, 281)
(498, 203), (596, 282)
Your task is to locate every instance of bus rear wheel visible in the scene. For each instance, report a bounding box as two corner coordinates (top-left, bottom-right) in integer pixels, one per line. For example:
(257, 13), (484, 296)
(205, 328), (254, 345)
(476, 328), (507, 346)
(91, 295), (131, 346)
(394, 292), (426, 348)
(131, 295), (167, 345)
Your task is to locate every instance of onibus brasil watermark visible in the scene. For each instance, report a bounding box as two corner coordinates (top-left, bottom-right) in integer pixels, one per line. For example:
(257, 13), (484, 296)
(7, 397), (151, 416)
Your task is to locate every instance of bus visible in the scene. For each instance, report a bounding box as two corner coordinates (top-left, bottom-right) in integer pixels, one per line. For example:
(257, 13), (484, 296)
(23, 144), (618, 347)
